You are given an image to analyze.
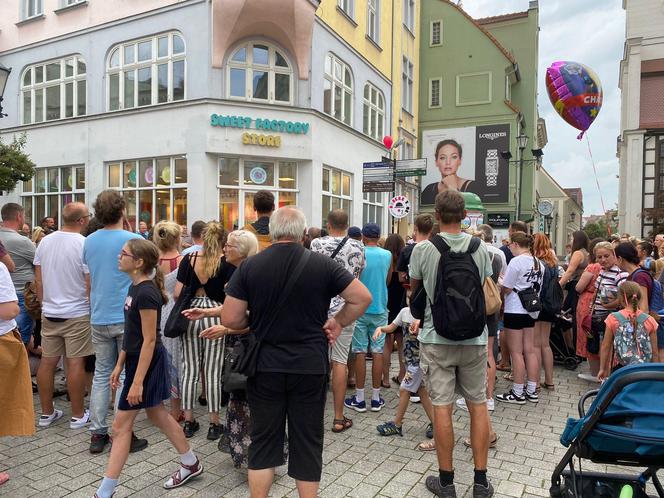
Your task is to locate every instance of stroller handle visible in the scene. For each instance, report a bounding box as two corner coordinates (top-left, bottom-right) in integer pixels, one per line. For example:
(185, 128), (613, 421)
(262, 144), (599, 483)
(578, 389), (600, 418)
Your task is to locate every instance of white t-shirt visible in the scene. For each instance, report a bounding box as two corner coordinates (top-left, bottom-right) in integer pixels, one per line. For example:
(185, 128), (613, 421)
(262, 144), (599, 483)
(393, 306), (414, 328)
(0, 264), (18, 336)
(34, 231), (90, 318)
(503, 253), (544, 317)
(486, 243), (507, 277)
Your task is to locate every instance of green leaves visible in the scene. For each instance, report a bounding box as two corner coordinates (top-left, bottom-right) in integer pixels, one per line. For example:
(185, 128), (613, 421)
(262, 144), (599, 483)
(0, 133), (36, 192)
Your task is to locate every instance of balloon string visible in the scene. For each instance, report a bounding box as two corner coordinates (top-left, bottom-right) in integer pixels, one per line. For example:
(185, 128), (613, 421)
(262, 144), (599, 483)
(585, 134), (610, 234)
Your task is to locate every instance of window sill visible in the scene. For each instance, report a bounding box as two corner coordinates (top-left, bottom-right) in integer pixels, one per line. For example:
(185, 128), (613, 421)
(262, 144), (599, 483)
(336, 6), (357, 27)
(54, 1), (88, 15)
(366, 35), (382, 52)
(16, 14), (45, 26)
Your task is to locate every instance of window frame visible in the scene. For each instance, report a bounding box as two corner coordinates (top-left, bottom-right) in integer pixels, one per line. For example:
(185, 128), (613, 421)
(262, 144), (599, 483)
(430, 19), (442, 46)
(403, 0), (415, 34)
(362, 82), (385, 141)
(367, 0), (380, 45)
(20, 165), (86, 228)
(362, 191), (384, 231)
(337, 0), (355, 19)
(323, 53), (354, 126)
(322, 166), (353, 225)
(106, 31), (186, 112)
(22, 0), (43, 20)
(226, 41), (294, 106)
(429, 77), (442, 108)
(21, 55), (87, 124)
(402, 56), (414, 114)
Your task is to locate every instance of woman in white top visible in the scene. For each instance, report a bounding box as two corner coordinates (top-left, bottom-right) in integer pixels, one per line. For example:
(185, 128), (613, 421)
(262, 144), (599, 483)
(496, 232), (544, 406)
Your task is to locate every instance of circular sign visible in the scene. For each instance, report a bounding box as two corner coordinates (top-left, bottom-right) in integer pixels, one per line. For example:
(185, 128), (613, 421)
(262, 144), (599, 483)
(249, 166), (267, 185)
(388, 195), (411, 219)
(537, 199), (554, 216)
(145, 167), (154, 185)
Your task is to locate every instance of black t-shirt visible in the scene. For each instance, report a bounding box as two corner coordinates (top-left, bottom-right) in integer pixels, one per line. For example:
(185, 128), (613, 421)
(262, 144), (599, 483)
(396, 243), (415, 278)
(500, 244), (514, 265)
(123, 281), (163, 354)
(176, 254), (236, 303)
(225, 243), (354, 375)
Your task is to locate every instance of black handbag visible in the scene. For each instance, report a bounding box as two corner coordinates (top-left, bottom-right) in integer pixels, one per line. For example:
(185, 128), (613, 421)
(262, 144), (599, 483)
(517, 257), (542, 313)
(164, 254), (198, 338)
(222, 250), (311, 392)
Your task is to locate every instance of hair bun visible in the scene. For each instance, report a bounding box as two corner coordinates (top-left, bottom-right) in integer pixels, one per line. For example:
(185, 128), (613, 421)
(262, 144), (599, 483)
(158, 228), (166, 238)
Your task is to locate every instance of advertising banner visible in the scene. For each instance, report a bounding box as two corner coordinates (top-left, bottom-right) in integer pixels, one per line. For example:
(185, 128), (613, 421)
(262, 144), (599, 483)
(421, 124), (511, 205)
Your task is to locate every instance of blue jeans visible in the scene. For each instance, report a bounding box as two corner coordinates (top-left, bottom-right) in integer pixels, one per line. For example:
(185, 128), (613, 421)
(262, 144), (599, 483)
(16, 293), (34, 344)
(89, 323), (125, 435)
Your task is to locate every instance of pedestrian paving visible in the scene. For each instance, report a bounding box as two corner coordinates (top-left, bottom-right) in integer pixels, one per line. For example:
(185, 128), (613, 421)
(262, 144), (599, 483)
(0, 364), (626, 497)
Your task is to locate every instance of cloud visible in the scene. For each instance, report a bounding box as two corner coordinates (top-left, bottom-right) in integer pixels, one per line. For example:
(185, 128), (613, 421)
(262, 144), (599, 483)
(459, 0), (624, 214)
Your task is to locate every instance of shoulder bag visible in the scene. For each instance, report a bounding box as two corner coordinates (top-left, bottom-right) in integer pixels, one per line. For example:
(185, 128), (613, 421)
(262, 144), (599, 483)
(164, 253), (199, 338)
(517, 257), (542, 313)
(483, 253), (502, 315)
(329, 236), (349, 260)
(223, 250), (311, 392)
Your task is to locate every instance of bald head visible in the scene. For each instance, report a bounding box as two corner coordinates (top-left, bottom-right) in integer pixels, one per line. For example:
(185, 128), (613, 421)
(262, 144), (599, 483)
(62, 202), (90, 230)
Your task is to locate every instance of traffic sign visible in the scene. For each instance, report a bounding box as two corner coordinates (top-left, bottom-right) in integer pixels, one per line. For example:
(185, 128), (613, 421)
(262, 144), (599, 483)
(395, 158), (427, 177)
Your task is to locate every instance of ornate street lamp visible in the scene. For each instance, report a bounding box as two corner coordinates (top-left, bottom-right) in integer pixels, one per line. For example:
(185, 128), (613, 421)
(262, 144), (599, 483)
(0, 63), (12, 118)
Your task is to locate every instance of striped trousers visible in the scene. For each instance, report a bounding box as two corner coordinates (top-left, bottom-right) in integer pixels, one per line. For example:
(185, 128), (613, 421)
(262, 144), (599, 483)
(180, 296), (225, 413)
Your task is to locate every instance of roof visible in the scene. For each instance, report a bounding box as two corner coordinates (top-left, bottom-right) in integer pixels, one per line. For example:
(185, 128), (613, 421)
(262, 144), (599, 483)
(439, 0), (516, 65)
(476, 12), (529, 25)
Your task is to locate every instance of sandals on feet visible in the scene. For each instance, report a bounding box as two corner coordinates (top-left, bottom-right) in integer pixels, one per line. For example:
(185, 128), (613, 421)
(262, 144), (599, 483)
(376, 421), (402, 436)
(496, 364), (511, 372)
(503, 372), (514, 381)
(543, 383), (555, 390)
(331, 417), (353, 433)
(418, 440), (436, 451)
(463, 434), (498, 448)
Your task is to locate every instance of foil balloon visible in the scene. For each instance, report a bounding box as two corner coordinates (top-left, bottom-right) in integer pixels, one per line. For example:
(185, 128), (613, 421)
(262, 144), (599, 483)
(545, 61), (602, 139)
(382, 135), (394, 149)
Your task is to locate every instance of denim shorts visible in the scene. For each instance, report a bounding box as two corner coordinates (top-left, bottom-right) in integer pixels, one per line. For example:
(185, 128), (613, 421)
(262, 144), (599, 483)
(351, 312), (388, 354)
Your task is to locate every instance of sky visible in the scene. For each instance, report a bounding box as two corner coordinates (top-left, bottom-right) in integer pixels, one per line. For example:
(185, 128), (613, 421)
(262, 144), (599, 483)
(459, 0), (625, 215)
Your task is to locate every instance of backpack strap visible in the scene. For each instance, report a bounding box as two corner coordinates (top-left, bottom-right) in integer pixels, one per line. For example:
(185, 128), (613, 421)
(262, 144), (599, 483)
(611, 311), (626, 324)
(467, 236), (481, 253)
(430, 235), (450, 255)
(636, 312), (649, 325)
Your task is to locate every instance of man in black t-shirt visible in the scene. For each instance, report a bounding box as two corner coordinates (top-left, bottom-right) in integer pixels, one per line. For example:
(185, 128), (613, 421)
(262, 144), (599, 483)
(222, 206), (371, 497)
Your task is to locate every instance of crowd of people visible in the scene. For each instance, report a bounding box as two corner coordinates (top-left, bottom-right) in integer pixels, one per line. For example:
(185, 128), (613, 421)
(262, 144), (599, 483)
(0, 187), (662, 498)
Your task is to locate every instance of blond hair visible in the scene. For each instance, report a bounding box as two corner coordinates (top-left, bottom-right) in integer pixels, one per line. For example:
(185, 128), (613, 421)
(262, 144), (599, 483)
(201, 221), (227, 278)
(152, 221), (181, 252)
(228, 230), (259, 259)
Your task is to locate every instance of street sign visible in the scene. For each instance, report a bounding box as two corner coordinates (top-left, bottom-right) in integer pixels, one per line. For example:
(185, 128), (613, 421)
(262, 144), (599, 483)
(395, 158), (427, 177)
(388, 195), (411, 219)
(363, 181), (395, 193)
(363, 159), (395, 192)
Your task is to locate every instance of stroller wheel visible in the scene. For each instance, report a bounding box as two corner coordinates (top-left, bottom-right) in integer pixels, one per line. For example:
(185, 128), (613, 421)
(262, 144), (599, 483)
(549, 484), (564, 498)
(564, 357), (579, 371)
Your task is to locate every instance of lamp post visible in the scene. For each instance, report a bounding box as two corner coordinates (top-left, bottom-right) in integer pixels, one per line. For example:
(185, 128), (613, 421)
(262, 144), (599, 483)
(516, 133), (528, 221)
(0, 63), (12, 118)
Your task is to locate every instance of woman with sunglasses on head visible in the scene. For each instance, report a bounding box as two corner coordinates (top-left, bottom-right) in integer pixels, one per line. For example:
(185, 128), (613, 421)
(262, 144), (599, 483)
(92, 239), (202, 498)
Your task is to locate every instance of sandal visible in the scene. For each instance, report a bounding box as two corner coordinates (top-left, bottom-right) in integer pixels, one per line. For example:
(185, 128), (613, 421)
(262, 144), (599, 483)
(496, 364), (511, 372)
(418, 440), (436, 451)
(463, 434), (498, 448)
(381, 382), (390, 388)
(391, 375), (401, 385)
(331, 417), (353, 433)
(543, 383), (555, 390)
(376, 421), (402, 436)
(503, 372), (514, 381)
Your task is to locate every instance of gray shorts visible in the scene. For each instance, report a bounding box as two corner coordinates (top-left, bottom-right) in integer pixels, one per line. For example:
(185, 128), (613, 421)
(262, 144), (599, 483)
(330, 322), (355, 364)
(420, 343), (487, 406)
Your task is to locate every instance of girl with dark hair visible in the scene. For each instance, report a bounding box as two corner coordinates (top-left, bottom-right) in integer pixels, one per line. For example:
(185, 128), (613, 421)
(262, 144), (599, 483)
(421, 139), (473, 204)
(92, 239), (202, 498)
(637, 240), (655, 272)
(615, 242), (652, 314)
(382, 234), (406, 388)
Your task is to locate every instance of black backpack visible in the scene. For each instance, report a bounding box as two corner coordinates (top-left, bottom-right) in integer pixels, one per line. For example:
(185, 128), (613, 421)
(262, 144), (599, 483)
(430, 235), (486, 341)
(540, 264), (563, 316)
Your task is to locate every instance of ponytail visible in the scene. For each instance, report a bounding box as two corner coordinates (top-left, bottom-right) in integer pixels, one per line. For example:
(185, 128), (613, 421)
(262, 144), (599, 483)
(126, 238), (168, 305)
(201, 221), (228, 279)
(153, 266), (168, 305)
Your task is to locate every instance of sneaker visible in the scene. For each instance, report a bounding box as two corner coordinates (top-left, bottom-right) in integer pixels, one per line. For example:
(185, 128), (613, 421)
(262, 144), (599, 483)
(69, 409), (90, 429)
(425, 422), (434, 439)
(495, 390), (526, 405)
(163, 458), (203, 489)
(410, 393), (421, 403)
(344, 395), (367, 413)
(129, 433), (148, 453)
(578, 373), (600, 383)
(487, 398), (495, 412)
(38, 408), (63, 427)
(425, 475), (457, 497)
(473, 481), (494, 497)
(89, 433), (110, 454)
(525, 391), (539, 403)
(370, 397), (385, 412)
(207, 423), (223, 441)
(376, 421), (402, 437)
(183, 420), (200, 438)
(456, 398), (495, 412)
(455, 398), (468, 412)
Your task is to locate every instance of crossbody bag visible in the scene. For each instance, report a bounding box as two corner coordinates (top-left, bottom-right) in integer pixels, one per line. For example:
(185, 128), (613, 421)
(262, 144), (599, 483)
(517, 257), (542, 313)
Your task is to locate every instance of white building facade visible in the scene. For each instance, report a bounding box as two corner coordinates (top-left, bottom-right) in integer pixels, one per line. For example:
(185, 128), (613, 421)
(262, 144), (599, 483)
(618, 0), (664, 237)
(0, 0), (394, 232)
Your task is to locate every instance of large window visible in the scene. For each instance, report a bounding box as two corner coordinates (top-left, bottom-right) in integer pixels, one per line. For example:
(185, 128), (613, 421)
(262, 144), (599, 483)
(107, 157), (188, 230)
(107, 32), (185, 111)
(402, 56), (414, 114)
(21, 166), (85, 228)
(367, 0), (379, 44)
(363, 83), (385, 140)
(322, 167), (352, 224)
(324, 54), (353, 126)
(227, 42), (293, 105)
(218, 158), (298, 230)
(22, 0), (43, 20)
(403, 0), (415, 33)
(363, 192), (384, 230)
(21, 56), (86, 124)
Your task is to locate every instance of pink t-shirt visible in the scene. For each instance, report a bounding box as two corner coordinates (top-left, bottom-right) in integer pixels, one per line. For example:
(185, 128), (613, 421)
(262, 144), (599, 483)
(605, 310), (658, 336)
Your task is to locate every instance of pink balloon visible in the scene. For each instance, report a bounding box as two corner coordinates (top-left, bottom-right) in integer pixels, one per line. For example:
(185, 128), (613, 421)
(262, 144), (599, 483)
(383, 135), (394, 149)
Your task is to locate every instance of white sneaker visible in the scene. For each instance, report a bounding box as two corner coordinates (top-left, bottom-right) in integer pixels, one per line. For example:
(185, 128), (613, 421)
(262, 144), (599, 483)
(455, 398), (468, 412)
(70, 409), (90, 429)
(577, 373), (600, 383)
(39, 408), (63, 427)
(487, 398), (495, 412)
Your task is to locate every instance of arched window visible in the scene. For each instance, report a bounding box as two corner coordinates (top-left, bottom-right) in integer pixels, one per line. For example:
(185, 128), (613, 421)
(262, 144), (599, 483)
(362, 83), (385, 140)
(21, 56), (86, 124)
(107, 32), (185, 111)
(227, 42), (294, 105)
(323, 53), (353, 125)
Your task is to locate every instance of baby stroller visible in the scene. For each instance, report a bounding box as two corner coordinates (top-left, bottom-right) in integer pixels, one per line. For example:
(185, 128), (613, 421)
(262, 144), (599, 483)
(550, 311), (580, 371)
(550, 363), (664, 497)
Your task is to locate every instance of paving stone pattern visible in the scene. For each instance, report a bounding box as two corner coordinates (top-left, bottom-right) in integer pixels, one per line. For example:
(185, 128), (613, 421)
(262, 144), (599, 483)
(0, 363), (650, 497)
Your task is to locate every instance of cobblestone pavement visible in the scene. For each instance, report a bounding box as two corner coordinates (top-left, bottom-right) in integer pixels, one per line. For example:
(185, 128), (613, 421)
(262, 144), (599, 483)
(0, 361), (651, 497)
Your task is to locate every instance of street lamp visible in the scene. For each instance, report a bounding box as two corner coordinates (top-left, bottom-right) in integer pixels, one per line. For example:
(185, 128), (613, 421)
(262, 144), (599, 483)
(516, 133), (528, 221)
(0, 63), (12, 118)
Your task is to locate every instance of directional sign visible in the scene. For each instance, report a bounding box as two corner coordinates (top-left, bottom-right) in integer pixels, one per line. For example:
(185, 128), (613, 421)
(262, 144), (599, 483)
(395, 158), (427, 177)
(363, 182), (395, 193)
(363, 159), (395, 192)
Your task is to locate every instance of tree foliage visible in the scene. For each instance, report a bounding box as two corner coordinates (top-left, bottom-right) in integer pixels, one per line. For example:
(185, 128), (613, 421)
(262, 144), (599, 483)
(0, 134), (35, 192)
(584, 219), (611, 240)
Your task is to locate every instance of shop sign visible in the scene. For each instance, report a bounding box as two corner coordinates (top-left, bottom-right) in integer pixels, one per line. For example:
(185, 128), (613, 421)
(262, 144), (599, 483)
(210, 114), (310, 134)
(487, 213), (510, 228)
(388, 196), (411, 219)
(249, 166), (268, 185)
(242, 133), (281, 148)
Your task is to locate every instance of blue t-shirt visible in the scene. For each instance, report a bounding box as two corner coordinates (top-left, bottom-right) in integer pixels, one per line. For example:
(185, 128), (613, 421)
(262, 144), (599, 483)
(360, 245), (392, 315)
(83, 229), (142, 325)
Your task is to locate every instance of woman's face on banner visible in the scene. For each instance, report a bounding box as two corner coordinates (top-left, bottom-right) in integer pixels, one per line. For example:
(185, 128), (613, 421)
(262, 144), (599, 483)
(436, 144), (462, 177)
